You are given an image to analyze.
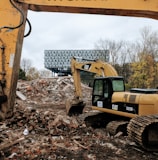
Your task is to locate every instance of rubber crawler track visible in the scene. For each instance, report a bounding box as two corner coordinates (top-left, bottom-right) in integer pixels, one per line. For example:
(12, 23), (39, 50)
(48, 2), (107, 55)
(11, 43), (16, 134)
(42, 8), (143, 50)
(127, 115), (158, 151)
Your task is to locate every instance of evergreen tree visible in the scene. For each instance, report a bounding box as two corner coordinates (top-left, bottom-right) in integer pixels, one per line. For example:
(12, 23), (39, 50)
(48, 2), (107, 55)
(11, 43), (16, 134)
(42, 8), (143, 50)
(19, 68), (27, 80)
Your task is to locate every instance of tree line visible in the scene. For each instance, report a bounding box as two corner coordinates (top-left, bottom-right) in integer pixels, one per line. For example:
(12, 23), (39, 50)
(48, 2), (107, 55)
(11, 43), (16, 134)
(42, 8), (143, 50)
(19, 26), (158, 89)
(19, 58), (52, 80)
(95, 26), (158, 89)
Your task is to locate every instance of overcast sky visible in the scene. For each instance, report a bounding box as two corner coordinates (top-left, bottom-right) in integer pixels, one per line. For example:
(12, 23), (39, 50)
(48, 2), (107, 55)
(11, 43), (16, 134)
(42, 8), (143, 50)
(22, 11), (158, 70)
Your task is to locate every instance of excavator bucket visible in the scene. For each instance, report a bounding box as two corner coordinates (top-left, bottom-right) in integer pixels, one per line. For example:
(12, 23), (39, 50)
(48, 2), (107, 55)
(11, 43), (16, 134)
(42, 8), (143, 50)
(65, 99), (86, 116)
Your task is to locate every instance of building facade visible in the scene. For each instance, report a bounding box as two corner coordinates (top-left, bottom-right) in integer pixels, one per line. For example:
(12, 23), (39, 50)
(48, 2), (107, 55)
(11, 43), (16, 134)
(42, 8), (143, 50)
(44, 50), (109, 75)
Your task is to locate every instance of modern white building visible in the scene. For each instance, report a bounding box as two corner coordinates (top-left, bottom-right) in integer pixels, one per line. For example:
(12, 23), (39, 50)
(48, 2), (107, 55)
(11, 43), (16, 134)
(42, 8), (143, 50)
(44, 50), (109, 75)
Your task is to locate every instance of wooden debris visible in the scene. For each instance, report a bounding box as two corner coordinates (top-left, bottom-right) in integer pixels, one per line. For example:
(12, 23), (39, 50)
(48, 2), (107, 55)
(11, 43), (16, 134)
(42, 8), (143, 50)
(0, 137), (25, 151)
(114, 131), (123, 138)
(16, 91), (27, 101)
(0, 77), (156, 159)
(73, 139), (89, 150)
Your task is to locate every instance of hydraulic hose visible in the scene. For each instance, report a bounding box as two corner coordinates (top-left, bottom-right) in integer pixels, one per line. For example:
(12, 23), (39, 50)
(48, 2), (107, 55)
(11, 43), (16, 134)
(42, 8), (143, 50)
(0, 0), (24, 30)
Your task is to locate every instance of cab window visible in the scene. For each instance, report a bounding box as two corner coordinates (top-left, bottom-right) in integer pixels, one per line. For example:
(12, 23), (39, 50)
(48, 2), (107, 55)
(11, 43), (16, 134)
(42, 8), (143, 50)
(112, 79), (124, 91)
(93, 80), (103, 96)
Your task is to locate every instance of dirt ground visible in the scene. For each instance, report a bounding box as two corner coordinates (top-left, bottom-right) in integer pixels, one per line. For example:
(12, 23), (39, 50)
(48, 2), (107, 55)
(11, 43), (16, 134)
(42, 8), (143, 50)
(0, 77), (158, 160)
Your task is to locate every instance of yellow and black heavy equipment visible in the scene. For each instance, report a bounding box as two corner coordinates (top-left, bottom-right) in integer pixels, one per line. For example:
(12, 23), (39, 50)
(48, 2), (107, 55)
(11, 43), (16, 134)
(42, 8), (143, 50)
(68, 57), (158, 151)
(91, 75), (158, 151)
(1, 0), (158, 151)
(66, 56), (118, 115)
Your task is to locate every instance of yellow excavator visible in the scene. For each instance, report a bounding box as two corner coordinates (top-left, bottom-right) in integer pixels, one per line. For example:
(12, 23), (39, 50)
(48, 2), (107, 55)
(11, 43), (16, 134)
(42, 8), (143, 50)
(66, 56), (118, 116)
(67, 57), (158, 151)
(1, 0), (158, 151)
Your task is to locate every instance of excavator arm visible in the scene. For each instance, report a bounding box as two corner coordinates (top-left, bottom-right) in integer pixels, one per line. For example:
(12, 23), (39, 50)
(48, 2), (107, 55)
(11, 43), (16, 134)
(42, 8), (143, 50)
(0, 1), (28, 120)
(66, 57), (118, 115)
(18, 0), (158, 19)
(0, 0), (158, 119)
(71, 57), (118, 98)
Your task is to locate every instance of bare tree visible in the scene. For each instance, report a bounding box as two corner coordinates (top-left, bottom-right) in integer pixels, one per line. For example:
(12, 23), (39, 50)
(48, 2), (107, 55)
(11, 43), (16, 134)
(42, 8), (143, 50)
(20, 58), (32, 75)
(128, 26), (158, 88)
(94, 39), (131, 80)
(95, 39), (124, 65)
(39, 69), (52, 78)
(125, 42), (138, 63)
(139, 26), (158, 58)
(27, 67), (40, 80)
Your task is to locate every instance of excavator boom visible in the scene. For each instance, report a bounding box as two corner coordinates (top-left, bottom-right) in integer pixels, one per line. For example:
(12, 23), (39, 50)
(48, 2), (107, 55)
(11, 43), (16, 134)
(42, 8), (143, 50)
(19, 0), (158, 20)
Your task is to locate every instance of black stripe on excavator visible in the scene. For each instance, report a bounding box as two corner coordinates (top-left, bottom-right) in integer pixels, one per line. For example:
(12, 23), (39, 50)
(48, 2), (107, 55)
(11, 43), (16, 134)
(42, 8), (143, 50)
(111, 102), (138, 114)
(97, 101), (139, 114)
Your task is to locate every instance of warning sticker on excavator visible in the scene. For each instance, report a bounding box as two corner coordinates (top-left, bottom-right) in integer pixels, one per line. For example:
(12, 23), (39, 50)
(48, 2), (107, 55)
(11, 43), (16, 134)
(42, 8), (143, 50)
(112, 104), (118, 110)
(97, 101), (103, 107)
(83, 64), (91, 70)
(126, 106), (134, 111)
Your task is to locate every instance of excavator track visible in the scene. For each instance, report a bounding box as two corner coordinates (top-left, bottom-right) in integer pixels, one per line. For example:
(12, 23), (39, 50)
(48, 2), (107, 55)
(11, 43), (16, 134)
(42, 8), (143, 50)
(106, 121), (128, 136)
(127, 115), (158, 151)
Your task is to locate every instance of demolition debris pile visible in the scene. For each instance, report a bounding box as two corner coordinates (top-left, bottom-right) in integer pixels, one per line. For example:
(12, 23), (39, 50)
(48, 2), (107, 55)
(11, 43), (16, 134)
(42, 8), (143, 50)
(0, 77), (157, 159)
(16, 76), (92, 109)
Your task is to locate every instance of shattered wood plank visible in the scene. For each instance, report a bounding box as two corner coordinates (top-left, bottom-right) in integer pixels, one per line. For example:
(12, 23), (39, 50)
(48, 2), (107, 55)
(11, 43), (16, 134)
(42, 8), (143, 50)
(53, 142), (79, 151)
(0, 137), (25, 151)
(16, 91), (27, 100)
(73, 139), (89, 150)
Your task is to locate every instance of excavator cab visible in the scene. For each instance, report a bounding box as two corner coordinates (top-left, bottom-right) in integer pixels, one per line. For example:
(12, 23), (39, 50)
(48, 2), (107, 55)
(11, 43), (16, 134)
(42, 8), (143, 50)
(92, 77), (125, 108)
